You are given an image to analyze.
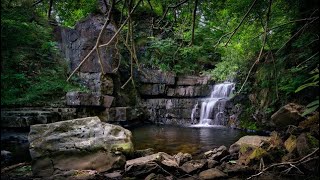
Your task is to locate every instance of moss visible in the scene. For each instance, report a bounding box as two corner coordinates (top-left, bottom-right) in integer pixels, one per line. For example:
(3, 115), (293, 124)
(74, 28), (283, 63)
(248, 147), (268, 161)
(111, 142), (134, 154)
(284, 135), (297, 153)
(239, 144), (252, 154)
(306, 133), (319, 148)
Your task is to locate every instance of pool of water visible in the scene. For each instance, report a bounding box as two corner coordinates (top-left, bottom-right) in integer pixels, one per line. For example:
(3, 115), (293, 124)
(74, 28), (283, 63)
(129, 124), (249, 156)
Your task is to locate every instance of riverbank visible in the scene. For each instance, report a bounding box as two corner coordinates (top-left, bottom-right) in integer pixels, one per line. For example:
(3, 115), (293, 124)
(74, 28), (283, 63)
(1, 117), (319, 180)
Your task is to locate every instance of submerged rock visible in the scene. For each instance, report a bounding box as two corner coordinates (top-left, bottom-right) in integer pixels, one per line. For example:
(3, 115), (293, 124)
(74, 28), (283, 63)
(28, 116), (133, 177)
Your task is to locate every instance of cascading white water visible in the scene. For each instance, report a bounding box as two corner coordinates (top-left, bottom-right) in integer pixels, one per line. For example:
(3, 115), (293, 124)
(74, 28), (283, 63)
(192, 82), (235, 127)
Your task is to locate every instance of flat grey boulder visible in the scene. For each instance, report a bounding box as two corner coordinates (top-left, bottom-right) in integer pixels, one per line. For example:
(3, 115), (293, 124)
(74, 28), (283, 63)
(28, 116), (133, 177)
(229, 136), (270, 154)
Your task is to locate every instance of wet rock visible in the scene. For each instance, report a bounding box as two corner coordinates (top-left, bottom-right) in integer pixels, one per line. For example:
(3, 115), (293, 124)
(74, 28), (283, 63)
(229, 136), (270, 154)
(199, 168), (227, 180)
(29, 116), (133, 177)
(204, 146), (229, 161)
(174, 152), (192, 166)
(271, 103), (304, 129)
(180, 159), (207, 174)
(125, 152), (177, 177)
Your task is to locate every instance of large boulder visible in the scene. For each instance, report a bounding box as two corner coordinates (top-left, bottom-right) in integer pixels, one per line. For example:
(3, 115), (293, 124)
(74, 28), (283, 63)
(28, 116), (133, 177)
(229, 136), (270, 154)
(271, 103), (304, 129)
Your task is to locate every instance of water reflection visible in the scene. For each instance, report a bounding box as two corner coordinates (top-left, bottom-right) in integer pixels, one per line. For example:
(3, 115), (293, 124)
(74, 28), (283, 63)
(129, 124), (247, 155)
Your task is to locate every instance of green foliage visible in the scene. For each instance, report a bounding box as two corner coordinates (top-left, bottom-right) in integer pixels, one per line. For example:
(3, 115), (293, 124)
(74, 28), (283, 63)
(33, 0), (99, 27)
(141, 36), (214, 74)
(1, 0), (84, 106)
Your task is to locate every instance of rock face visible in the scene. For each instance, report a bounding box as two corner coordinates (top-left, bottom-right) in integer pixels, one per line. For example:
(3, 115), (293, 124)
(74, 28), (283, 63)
(28, 116), (133, 177)
(271, 103), (304, 128)
(56, 14), (118, 73)
(134, 69), (213, 125)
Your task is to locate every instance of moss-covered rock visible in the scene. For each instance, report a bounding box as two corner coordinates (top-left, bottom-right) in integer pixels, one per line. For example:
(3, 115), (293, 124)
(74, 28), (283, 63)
(284, 135), (297, 153)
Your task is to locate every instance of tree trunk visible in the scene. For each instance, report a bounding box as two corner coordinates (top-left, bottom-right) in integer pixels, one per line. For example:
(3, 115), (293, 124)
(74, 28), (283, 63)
(48, 0), (53, 19)
(190, 0), (198, 45)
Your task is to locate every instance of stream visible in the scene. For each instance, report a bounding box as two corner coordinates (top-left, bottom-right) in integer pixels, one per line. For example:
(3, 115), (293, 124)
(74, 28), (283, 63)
(129, 124), (249, 156)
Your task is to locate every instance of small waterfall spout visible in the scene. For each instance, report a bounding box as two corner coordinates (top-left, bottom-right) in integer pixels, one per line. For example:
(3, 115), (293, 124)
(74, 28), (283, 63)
(191, 102), (199, 124)
(192, 82), (235, 127)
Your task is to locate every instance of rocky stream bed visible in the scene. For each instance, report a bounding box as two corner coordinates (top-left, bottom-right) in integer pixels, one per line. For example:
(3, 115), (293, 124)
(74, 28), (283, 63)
(1, 113), (319, 180)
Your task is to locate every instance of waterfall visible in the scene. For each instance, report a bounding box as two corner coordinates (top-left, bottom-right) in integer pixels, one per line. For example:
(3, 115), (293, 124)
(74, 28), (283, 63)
(191, 102), (198, 124)
(192, 82), (235, 127)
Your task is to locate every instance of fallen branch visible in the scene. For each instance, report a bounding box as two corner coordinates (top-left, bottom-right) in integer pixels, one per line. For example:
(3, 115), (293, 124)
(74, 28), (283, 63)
(1, 162), (29, 174)
(147, 162), (178, 179)
(275, 13), (319, 54)
(157, 0), (189, 24)
(247, 148), (319, 180)
(251, 17), (318, 40)
(237, 0), (272, 94)
(67, 0), (115, 81)
(99, 0), (142, 48)
(224, 0), (258, 47)
(67, 0), (142, 81)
